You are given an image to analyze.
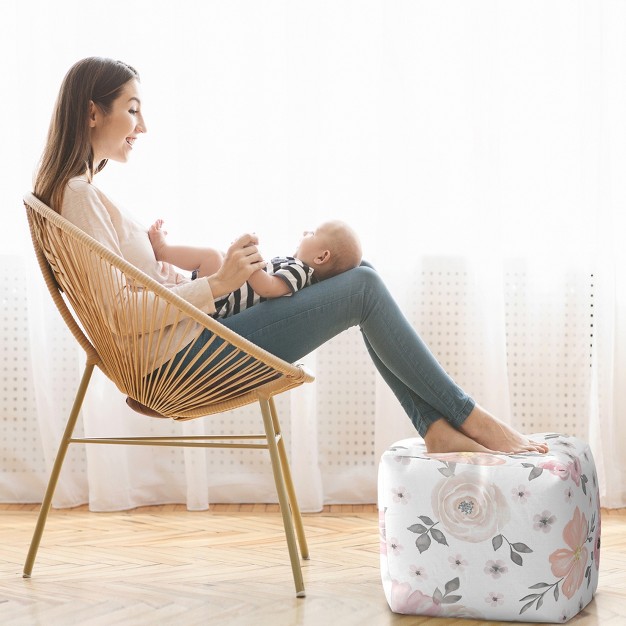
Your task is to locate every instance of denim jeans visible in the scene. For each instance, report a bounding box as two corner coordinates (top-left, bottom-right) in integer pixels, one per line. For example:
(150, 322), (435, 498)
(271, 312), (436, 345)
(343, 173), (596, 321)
(176, 264), (474, 436)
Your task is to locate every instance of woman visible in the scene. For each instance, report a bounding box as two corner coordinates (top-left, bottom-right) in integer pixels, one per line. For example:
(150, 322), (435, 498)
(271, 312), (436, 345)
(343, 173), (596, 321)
(34, 57), (547, 455)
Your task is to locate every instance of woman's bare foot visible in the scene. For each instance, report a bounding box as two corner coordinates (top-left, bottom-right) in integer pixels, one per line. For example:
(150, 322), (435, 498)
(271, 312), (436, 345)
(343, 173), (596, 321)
(424, 418), (502, 454)
(459, 405), (549, 454)
(148, 219), (168, 260)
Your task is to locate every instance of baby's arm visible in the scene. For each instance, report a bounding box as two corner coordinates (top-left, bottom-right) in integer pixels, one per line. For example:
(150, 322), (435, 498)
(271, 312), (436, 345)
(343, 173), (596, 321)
(247, 268), (292, 298)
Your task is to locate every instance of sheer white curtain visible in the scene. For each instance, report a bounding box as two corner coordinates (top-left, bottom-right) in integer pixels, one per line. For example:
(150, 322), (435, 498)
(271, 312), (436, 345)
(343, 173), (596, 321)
(1, 1), (625, 510)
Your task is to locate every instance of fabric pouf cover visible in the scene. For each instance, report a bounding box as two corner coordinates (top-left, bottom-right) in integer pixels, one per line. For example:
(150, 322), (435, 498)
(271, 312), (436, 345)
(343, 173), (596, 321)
(378, 433), (600, 623)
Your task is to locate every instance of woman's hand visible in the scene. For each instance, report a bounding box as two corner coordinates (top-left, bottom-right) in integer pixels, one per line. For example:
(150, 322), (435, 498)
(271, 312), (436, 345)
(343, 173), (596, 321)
(206, 233), (266, 298)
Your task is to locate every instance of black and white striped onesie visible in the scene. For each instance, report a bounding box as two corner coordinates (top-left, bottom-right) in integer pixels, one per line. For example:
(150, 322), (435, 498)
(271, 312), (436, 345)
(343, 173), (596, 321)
(210, 256), (316, 319)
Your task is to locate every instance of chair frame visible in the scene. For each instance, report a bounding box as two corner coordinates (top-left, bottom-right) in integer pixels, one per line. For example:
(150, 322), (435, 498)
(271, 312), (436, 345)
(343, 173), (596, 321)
(22, 192), (314, 597)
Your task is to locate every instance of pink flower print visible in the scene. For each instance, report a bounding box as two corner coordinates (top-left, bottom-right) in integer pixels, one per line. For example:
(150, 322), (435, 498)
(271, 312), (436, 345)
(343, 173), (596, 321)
(511, 484), (531, 504)
(388, 537), (404, 556)
(564, 486), (573, 502)
(392, 486), (410, 504)
(485, 591), (504, 607)
(431, 472), (510, 543)
(409, 565), (428, 581)
(533, 510), (557, 533)
(394, 455), (412, 465)
(389, 580), (441, 615)
(449, 554), (468, 571)
(539, 460), (570, 480)
(549, 507), (589, 599)
(484, 559), (508, 579)
(568, 457), (582, 486)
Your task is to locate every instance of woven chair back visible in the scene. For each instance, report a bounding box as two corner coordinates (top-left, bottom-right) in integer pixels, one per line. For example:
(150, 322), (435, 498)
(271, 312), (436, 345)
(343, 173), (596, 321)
(24, 193), (311, 419)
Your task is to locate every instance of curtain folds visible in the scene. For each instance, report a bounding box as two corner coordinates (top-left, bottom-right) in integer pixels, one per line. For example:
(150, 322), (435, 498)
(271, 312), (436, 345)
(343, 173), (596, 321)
(1, 1), (625, 509)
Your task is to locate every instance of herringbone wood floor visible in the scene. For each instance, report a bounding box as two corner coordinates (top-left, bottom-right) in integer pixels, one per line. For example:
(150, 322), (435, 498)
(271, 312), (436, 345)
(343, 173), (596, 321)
(0, 504), (624, 626)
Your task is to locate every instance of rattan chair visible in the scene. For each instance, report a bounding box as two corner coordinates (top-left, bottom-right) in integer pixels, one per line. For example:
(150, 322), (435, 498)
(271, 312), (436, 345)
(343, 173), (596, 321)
(22, 192), (314, 597)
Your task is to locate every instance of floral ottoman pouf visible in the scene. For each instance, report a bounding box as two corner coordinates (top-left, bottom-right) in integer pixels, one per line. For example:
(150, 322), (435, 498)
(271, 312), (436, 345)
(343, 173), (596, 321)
(378, 433), (600, 623)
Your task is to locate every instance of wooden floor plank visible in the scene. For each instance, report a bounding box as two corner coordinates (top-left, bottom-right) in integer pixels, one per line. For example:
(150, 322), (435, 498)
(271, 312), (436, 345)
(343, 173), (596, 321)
(0, 504), (623, 625)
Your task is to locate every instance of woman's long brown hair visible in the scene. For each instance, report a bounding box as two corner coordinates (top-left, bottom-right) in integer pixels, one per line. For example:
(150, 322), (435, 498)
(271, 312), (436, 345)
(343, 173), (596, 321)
(34, 57), (139, 212)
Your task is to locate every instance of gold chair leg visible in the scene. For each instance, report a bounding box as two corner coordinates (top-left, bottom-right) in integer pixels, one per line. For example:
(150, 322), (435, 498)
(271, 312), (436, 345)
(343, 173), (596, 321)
(259, 397), (305, 598)
(268, 396), (309, 560)
(23, 362), (95, 578)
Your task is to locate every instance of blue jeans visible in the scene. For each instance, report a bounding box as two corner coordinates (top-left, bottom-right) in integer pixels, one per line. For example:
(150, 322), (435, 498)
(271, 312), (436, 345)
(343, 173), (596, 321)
(186, 264), (475, 436)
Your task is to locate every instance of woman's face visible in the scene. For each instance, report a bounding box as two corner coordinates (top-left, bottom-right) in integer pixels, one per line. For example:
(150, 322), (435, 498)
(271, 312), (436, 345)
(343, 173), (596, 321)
(89, 79), (147, 165)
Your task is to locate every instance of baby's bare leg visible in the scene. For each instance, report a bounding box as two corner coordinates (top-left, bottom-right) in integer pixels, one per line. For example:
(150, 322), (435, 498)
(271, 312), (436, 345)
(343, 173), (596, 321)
(148, 220), (223, 275)
(193, 248), (224, 277)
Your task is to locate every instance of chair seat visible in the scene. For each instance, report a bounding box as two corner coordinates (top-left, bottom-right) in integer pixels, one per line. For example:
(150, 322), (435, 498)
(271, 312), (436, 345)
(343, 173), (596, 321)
(125, 396), (168, 417)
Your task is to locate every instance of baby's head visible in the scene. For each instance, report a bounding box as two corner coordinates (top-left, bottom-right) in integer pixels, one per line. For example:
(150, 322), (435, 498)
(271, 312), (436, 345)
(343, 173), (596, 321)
(294, 220), (362, 280)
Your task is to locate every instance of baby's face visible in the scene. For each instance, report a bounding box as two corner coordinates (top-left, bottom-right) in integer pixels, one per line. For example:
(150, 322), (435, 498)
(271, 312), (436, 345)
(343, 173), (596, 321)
(294, 224), (331, 265)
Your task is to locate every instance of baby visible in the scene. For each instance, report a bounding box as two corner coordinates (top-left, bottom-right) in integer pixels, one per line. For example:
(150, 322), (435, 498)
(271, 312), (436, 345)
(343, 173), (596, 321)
(149, 220), (362, 318)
